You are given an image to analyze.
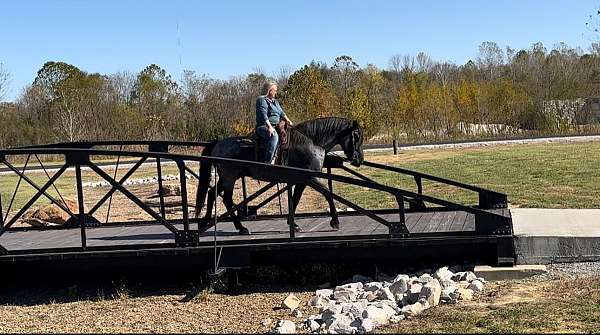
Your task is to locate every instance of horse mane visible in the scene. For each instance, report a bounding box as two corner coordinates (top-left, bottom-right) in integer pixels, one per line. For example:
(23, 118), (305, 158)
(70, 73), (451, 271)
(289, 117), (354, 149)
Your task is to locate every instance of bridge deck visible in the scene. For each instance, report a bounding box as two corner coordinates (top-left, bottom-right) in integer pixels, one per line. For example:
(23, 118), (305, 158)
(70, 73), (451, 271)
(0, 209), (509, 253)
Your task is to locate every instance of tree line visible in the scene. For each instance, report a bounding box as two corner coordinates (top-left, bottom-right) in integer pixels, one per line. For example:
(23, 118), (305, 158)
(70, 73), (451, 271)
(1, 41), (600, 149)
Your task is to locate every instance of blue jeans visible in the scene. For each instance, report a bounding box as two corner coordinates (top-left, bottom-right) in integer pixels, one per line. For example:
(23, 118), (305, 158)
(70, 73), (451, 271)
(256, 125), (279, 163)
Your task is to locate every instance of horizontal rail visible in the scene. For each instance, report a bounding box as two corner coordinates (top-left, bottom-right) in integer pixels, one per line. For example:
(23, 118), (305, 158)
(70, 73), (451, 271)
(361, 160), (500, 195)
(360, 160), (507, 209)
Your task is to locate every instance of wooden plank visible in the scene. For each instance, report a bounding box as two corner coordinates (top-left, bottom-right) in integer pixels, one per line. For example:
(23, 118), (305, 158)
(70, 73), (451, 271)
(411, 212), (435, 234)
(434, 211), (457, 233)
(463, 214), (475, 231)
(0, 209), (501, 252)
(422, 211), (445, 233)
(405, 212), (423, 232)
(448, 211), (468, 232)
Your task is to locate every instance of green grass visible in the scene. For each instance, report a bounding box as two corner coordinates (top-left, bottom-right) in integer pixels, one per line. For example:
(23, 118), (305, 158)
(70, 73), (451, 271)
(383, 277), (600, 334)
(334, 141), (600, 209)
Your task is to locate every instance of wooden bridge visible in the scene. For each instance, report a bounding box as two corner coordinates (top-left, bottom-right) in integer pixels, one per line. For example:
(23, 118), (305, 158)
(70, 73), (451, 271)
(0, 141), (514, 274)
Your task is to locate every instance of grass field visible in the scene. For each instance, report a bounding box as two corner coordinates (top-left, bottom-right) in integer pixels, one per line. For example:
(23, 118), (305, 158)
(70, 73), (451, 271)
(383, 276), (600, 334)
(337, 141), (600, 210)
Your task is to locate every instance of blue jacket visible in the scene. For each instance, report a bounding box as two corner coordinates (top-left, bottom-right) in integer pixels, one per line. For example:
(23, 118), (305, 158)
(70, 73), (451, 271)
(256, 96), (286, 127)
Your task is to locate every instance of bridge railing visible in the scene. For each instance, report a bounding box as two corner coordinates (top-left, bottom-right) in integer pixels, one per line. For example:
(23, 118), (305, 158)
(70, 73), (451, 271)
(0, 145), (511, 255)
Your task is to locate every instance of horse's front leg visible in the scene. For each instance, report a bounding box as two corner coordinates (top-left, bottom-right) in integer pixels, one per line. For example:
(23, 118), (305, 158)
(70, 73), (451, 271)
(222, 180), (250, 235)
(308, 179), (340, 230)
(287, 183), (304, 233)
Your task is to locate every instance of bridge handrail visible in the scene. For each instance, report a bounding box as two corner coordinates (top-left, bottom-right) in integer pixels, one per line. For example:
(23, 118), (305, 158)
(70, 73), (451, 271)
(0, 147), (511, 244)
(359, 160), (508, 209)
(0, 147), (508, 218)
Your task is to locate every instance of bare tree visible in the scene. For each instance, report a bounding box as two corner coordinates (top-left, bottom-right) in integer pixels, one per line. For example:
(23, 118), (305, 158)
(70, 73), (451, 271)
(432, 62), (456, 87)
(0, 62), (11, 101)
(274, 64), (292, 88)
(108, 71), (136, 104)
(388, 54), (404, 73)
(416, 52), (433, 72)
(477, 41), (504, 79)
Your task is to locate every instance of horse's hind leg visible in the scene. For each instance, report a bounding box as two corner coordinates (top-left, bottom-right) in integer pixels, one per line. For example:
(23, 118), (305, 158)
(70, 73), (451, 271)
(308, 179), (340, 230)
(222, 180), (250, 235)
(202, 179), (224, 225)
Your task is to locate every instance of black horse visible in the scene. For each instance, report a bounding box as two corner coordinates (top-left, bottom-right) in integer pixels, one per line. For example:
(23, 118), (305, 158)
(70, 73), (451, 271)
(194, 117), (364, 235)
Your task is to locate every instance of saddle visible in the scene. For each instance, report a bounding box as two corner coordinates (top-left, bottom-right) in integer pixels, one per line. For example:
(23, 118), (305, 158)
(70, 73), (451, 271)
(242, 120), (291, 165)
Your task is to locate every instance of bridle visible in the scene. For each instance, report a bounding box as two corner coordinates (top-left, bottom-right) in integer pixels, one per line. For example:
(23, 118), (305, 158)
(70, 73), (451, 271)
(336, 124), (362, 164)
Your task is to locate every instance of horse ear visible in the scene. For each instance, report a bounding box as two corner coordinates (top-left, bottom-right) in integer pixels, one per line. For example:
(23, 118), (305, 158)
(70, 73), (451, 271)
(352, 120), (359, 129)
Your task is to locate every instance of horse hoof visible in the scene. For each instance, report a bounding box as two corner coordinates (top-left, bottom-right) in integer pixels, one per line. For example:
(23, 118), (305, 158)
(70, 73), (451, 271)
(293, 225), (302, 233)
(330, 219), (340, 231)
(239, 228), (251, 235)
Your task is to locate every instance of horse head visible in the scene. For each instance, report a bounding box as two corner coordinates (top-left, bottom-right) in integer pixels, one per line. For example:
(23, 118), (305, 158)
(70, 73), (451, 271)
(340, 120), (364, 167)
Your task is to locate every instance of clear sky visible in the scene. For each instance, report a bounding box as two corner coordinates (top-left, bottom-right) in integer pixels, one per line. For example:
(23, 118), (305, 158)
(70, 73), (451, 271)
(1, 0), (598, 101)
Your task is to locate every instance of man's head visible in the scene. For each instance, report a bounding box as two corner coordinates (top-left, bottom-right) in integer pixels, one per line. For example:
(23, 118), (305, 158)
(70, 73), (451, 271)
(262, 81), (278, 98)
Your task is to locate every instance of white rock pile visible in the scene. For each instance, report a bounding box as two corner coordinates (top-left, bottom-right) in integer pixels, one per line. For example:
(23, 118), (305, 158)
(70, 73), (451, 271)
(82, 174), (193, 188)
(270, 266), (487, 334)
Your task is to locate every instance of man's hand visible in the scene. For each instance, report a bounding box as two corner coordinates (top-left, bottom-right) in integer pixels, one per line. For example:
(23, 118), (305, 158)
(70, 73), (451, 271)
(268, 126), (275, 136)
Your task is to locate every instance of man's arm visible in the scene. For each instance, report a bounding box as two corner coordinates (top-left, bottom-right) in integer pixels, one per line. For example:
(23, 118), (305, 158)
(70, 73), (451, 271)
(278, 101), (293, 126)
(256, 97), (270, 126)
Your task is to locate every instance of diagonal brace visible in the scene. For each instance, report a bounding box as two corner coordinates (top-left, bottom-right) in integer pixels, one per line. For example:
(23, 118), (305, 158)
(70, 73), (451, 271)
(1, 165), (69, 234)
(309, 180), (393, 229)
(1, 159), (74, 217)
(87, 157), (147, 217)
(87, 161), (179, 234)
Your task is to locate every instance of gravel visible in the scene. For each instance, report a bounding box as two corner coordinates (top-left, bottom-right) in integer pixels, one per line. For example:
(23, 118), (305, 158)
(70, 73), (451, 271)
(543, 261), (600, 279)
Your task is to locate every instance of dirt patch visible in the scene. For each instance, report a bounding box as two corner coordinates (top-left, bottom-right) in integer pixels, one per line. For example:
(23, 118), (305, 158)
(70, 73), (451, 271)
(0, 285), (318, 334)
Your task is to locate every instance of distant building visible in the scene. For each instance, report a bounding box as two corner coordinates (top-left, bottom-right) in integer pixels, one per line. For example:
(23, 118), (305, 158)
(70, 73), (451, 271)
(542, 97), (600, 127)
(578, 97), (600, 124)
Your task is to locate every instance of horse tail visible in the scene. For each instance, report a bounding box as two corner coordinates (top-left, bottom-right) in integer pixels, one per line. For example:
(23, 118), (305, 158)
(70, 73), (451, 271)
(194, 140), (218, 219)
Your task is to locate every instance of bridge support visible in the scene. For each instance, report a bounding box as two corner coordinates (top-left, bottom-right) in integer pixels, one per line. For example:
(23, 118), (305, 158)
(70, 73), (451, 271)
(495, 235), (516, 267)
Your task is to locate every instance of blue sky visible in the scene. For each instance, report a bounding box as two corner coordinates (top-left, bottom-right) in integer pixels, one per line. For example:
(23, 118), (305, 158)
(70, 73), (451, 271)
(0, 0), (598, 101)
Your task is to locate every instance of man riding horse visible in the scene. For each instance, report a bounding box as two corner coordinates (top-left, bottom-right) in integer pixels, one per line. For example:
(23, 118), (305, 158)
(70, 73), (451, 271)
(255, 81), (294, 164)
(194, 81), (365, 235)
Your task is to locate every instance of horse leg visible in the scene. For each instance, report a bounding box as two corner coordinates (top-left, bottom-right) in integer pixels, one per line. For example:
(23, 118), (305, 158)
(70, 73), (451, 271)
(286, 184), (302, 233)
(309, 179), (340, 230)
(222, 179), (250, 235)
(201, 180), (224, 227)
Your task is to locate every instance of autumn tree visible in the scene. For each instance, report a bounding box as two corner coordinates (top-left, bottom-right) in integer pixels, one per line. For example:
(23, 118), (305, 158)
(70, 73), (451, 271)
(131, 64), (178, 139)
(280, 62), (333, 121)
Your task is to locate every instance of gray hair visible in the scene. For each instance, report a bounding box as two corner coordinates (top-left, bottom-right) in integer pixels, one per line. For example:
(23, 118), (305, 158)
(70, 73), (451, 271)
(261, 81), (278, 95)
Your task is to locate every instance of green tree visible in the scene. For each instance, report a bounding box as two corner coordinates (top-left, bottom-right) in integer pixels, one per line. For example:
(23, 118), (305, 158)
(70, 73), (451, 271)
(280, 62), (333, 121)
(131, 64), (179, 139)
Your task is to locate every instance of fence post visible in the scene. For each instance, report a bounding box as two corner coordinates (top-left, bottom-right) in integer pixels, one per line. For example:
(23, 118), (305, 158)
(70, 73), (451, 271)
(393, 139), (398, 155)
(177, 160), (190, 232)
(287, 184), (295, 239)
(75, 164), (87, 250)
(156, 158), (166, 219)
